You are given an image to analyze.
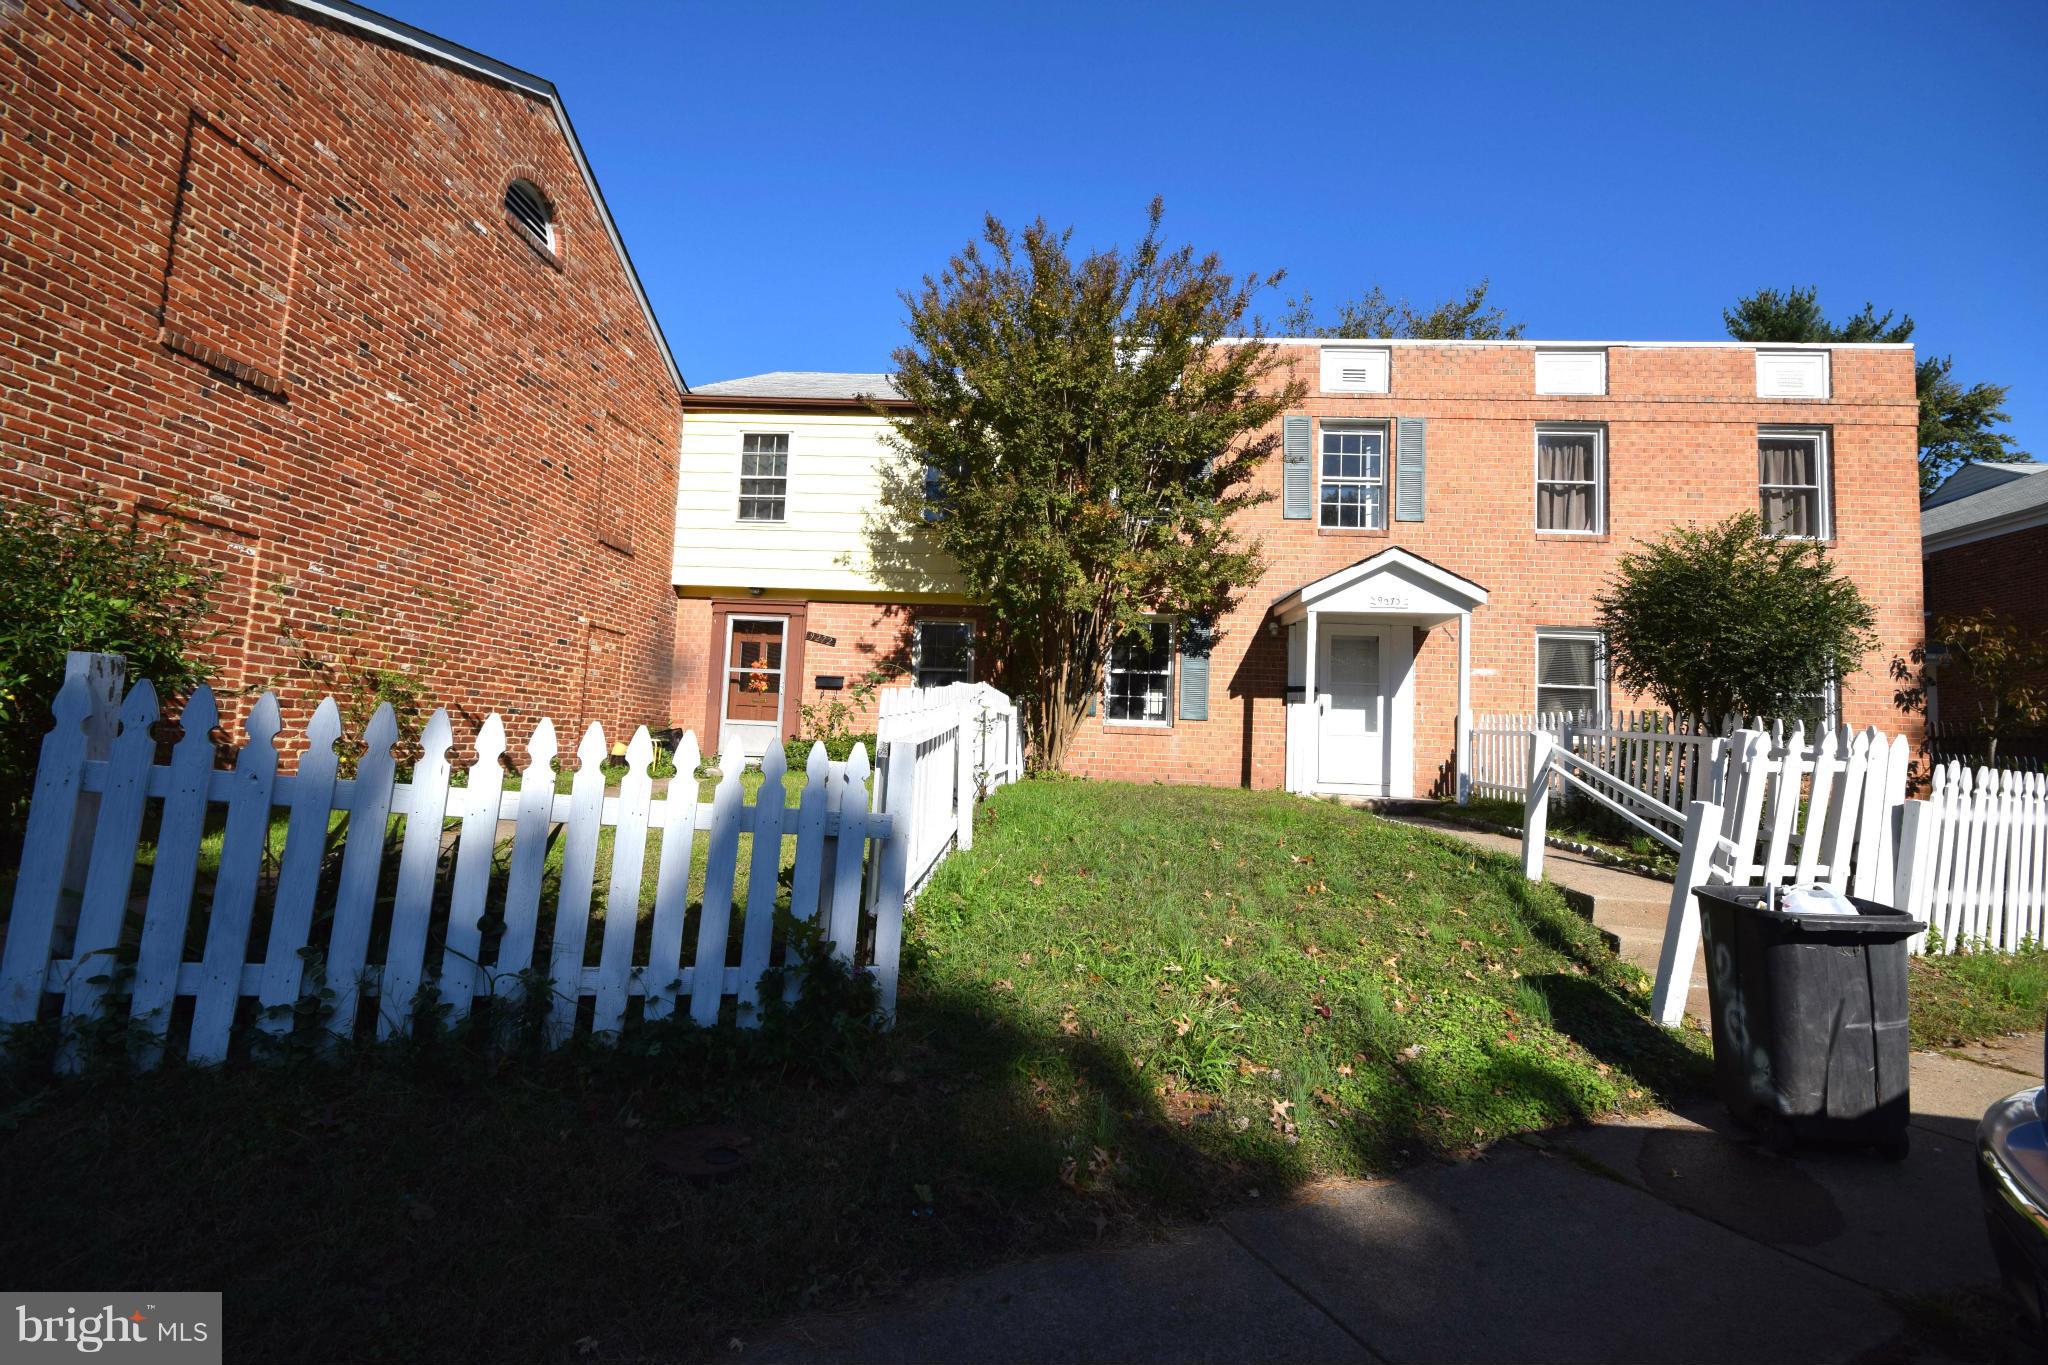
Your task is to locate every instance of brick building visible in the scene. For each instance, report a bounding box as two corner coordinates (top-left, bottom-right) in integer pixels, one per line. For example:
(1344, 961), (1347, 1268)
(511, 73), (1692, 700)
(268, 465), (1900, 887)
(670, 343), (1924, 797)
(1920, 461), (2048, 728)
(0, 0), (683, 751)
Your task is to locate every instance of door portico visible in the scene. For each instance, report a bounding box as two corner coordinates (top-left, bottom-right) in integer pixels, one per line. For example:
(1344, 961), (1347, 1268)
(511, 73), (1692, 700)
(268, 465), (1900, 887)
(1271, 548), (1489, 801)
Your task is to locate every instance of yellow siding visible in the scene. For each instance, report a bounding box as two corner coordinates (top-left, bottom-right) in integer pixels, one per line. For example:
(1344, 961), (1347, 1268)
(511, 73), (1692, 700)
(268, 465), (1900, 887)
(671, 409), (960, 595)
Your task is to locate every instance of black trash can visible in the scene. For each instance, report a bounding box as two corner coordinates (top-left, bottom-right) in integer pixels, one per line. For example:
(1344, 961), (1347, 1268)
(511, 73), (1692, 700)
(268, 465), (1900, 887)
(1693, 885), (1924, 1158)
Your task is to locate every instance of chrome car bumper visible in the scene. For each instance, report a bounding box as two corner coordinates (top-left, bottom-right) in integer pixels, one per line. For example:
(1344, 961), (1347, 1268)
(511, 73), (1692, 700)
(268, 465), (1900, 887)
(1979, 1087), (2048, 1328)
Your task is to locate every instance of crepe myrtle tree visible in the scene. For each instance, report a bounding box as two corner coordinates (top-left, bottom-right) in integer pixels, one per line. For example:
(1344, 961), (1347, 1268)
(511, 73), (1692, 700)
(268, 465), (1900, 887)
(1595, 512), (1877, 723)
(878, 199), (1303, 771)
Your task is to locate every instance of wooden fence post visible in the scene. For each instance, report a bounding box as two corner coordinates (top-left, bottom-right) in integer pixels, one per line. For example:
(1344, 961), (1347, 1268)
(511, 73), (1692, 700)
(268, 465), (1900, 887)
(955, 694), (974, 852)
(1651, 799), (1726, 1028)
(0, 674), (93, 1035)
(872, 736), (915, 1021)
(56, 651), (124, 954)
(1893, 799), (1938, 955)
(1522, 730), (1553, 881)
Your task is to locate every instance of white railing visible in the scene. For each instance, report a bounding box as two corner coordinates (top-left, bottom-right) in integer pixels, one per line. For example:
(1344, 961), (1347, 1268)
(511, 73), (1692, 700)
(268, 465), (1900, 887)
(1525, 722), (1912, 1026)
(875, 682), (1023, 893)
(0, 671), (924, 1073)
(1470, 709), (1808, 819)
(1900, 761), (2048, 953)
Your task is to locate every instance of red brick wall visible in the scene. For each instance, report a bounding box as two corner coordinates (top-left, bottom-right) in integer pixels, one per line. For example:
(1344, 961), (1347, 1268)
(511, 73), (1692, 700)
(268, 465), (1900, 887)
(1924, 521), (2048, 723)
(1062, 343), (1924, 793)
(0, 0), (680, 759)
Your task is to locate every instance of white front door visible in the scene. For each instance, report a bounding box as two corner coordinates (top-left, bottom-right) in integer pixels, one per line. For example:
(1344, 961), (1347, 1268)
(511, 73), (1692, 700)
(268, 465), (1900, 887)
(720, 615), (788, 762)
(1317, 627), (1386, 792)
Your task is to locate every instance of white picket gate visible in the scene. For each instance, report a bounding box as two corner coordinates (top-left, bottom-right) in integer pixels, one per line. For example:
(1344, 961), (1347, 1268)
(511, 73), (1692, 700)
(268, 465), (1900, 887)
(1902, 761), (2048, 953)
(0, 672), (935, 1072)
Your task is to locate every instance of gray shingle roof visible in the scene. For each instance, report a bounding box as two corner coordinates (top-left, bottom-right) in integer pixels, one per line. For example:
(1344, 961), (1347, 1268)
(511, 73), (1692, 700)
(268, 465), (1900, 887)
(691, 371), (903, 401)
(1923, 462), (2048, 541)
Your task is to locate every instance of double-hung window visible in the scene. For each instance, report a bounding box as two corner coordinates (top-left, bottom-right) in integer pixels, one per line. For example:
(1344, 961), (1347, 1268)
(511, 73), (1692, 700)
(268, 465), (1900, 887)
(738, 433), (789, 522)
(1535, 426), (1604, 533)
(1319, 422), (1386, 529)
(913, 619), (975, 687)
(1758, 429), (1829, 539)
(1536, 630), (1605, 718)
(1106, 620), (1173, 724)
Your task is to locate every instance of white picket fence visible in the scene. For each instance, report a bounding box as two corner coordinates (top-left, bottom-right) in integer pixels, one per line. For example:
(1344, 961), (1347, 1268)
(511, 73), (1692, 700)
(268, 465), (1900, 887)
(1907, 761), (2048, 953)
(0, 670), (950, 1072)
(875, 682), (1024, 892)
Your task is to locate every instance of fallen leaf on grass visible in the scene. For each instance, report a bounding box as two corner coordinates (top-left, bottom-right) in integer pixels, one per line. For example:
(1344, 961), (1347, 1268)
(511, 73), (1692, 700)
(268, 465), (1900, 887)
(1399, 1043), (1424, 1060)
(1173, 1015), (1193, 1037)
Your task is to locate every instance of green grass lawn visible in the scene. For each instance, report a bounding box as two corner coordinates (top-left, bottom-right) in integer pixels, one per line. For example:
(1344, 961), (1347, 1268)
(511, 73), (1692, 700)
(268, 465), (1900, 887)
(1911, 947), (2048, 1050)
(1460, 795), (1679, 875)
(0, 778), (1709, 1362)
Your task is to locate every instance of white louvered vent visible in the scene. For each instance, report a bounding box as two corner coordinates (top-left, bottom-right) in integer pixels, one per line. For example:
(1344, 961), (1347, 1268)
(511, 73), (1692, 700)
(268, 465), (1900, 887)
(1755, 349), (1830, 400)
(1534, 349), (1607, 396)
(1319, 346), (1390, 394)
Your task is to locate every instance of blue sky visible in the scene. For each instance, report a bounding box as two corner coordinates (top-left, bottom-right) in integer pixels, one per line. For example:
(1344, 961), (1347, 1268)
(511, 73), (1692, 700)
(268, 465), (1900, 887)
(399, 0), (2048, 456)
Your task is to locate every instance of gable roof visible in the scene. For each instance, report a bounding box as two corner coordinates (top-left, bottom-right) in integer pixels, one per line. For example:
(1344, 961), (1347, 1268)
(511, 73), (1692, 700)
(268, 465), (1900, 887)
(692, 372), (904, 400)
(1923, 459), (2047, 510)
(682, 371), (913, 412)
(1923, 461), (2048, 554)
(1269, 546), (1489, 619)
(283, 0), (682, 396)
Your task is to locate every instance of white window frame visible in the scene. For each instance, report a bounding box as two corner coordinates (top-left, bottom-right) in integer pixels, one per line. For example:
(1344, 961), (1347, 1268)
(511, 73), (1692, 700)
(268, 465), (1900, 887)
(1317, 420), (1388, 531)
(912, 618), (976, 688)
(1319, 345), (1390, 395)
(1104, 618), (1174, 727)
(1533, 348), (1607, 397)
(1757, 426), (1831, 541)
(1790, 675), (1842, 734)
(737, 431), (790, 523)
(1532, 424), (1606, 535)
(1534, 629), (1606, 719)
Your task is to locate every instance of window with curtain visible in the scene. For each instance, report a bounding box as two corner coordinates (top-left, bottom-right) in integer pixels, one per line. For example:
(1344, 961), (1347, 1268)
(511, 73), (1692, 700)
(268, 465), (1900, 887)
(1106, 620), (1173, 723)
(1758, 430), (1828, 539)
(1535, 427), (1603, 532)
(1318, 423), (1386, 529)
(1536, 630), (1605, 718)
(738, 433), (789, 521)
(913, 619), (974, 687)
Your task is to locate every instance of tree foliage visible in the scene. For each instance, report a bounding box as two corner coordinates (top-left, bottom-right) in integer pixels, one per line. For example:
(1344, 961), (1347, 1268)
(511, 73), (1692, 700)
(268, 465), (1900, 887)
(1891, 610), (2048, 765)
(1595, 513), (1877, 721)
(1723, 285), (2028, 494)
(880, 200), (1301, 771)
(0, 500), (218, 822)
(1276, 277), (1523, 340)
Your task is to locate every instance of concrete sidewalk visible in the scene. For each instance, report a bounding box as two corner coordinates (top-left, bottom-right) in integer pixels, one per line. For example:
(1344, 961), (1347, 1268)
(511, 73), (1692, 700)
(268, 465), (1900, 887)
(748, 1041), (2034, 1363)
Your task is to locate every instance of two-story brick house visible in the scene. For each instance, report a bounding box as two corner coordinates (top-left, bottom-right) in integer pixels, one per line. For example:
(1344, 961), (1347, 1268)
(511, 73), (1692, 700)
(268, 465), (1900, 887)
(0, 0), (684, 747)
(670, 342), (1924, 798)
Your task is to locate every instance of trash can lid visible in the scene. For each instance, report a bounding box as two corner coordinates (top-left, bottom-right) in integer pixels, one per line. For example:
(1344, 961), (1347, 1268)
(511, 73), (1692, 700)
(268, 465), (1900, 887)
(1692, 883), (1926, 938)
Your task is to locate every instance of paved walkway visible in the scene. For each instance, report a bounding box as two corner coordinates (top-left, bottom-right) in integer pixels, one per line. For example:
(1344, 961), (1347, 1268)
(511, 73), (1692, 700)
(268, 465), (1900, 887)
(746, 814), (2039, 1362)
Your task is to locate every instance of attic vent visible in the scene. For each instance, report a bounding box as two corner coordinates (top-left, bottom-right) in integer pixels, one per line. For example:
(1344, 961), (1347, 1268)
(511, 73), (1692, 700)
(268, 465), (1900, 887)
(504, 179), (554, 250)
(1318, 345), (1390, 394)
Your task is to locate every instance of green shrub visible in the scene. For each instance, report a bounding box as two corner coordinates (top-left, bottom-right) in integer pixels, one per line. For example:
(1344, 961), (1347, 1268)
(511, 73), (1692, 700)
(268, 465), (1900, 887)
(0, 500), (217, 824)
(784, 732), (877, 770)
